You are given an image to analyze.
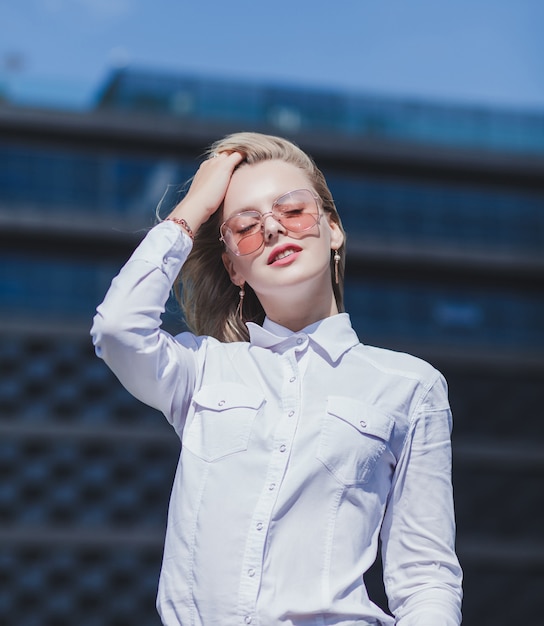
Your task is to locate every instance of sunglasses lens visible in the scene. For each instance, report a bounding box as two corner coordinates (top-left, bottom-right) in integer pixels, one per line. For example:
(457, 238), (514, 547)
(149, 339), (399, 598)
(236, 231), (264, 255)
(221, 211), (264, 256)
(274, 190), (319, 232)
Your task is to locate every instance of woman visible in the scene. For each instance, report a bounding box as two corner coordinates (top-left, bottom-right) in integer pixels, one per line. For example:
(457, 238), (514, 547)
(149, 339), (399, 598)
(91, 132), (462, 625)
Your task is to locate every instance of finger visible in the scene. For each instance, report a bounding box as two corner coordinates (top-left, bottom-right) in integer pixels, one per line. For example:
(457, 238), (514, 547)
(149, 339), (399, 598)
(208, 150), (244, 164)
(183, 151), (242, 212)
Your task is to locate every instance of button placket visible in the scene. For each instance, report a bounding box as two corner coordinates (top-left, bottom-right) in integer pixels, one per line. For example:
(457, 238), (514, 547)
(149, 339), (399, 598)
(237, 350), (301, 622)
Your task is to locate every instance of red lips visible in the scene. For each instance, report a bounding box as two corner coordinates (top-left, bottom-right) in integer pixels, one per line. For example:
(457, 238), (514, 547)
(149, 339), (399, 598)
(267, 244), (303, 265)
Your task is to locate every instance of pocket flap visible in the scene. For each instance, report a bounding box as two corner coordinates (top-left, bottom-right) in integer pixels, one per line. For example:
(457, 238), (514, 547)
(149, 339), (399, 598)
(327, 395), (394, 441)
(193, 383), (264, 412)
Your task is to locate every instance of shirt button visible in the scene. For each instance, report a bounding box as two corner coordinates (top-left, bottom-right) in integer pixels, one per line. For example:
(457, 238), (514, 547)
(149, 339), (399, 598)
(248, 568), (256, 577)
(279, 444), (287, 453)
(359, 420), (367, 428)
(289, 376), (296, 383)
(256, 522), (263, 531)
(288, 410), (294, 417)
(244, 616), (252, 624)
(218, 400), (226, 406)
(296, 338), (303, 345)
(268, 483), (276, 491)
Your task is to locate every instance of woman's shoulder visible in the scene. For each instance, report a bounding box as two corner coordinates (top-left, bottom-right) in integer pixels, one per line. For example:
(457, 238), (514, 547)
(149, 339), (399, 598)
(173, 330), (249, 352)
(353, 342), (443, 386)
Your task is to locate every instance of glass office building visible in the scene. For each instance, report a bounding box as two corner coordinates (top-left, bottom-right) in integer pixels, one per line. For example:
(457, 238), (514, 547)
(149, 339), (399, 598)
(98, 68), (544, 154)
(1, 69), (543, 625)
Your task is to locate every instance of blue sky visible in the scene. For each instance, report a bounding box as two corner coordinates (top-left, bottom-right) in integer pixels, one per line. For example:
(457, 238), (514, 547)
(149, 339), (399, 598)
(1, 0), (544, 111)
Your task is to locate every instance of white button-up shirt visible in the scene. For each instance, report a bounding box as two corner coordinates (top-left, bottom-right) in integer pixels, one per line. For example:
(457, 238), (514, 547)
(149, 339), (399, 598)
(91, 222), (462, 626)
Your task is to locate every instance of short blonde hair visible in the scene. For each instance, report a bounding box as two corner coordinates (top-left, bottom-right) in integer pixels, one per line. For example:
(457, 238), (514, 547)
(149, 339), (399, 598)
(177, 132), (346, 342)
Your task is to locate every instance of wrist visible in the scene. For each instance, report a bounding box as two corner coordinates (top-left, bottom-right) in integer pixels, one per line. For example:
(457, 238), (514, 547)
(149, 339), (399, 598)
(166, 216), (194, 240)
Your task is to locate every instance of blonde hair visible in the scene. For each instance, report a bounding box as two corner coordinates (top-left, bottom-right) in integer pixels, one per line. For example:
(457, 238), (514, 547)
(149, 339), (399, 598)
(177, 132), (346, 342)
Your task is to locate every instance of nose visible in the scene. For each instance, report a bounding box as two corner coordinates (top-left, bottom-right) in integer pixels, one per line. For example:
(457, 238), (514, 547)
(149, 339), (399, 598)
(262, 211), (286, 240)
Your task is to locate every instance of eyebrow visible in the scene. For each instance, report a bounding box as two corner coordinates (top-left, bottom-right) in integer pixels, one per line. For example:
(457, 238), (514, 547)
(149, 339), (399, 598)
(223, 197), (277, 218)
(224, 188), (317, 220)
(223, 205), (261, 220)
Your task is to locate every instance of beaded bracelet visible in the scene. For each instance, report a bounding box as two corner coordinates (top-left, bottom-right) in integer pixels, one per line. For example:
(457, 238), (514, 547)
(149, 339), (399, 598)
(166, 216), (194, 240)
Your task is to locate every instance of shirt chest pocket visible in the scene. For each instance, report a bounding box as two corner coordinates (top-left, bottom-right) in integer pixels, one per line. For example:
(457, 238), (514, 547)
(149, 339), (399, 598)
(317, 396), (394, 486)
(183, 383), (265, 462)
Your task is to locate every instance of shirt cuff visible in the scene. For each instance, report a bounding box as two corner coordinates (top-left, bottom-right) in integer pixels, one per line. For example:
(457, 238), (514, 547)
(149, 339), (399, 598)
(127, 220), (194, 284)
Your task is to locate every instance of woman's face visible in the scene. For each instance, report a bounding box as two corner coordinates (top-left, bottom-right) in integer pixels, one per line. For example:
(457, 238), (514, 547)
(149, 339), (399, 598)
(221, 159), (343, 310)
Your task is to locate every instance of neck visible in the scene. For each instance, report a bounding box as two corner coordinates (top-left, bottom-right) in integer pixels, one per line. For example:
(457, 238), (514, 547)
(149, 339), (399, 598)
(259, 286), (339, 332)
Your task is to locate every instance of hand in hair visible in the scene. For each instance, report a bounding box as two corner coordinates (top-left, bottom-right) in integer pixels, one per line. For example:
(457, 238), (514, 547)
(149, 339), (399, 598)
(167, 151), (244, 237)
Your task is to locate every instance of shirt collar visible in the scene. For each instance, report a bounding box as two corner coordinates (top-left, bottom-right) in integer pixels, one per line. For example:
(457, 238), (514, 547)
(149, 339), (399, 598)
(247, 313), (360, 363)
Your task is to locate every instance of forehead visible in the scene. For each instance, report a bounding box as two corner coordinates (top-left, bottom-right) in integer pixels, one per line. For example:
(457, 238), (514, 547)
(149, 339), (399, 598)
(223, 160), (312, 217)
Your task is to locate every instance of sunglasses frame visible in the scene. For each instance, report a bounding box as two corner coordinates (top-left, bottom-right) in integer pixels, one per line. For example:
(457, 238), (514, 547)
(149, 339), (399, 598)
(219, 188), (322, 257)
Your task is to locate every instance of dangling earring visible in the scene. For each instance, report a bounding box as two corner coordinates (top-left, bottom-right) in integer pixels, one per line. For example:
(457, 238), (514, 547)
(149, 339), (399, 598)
(236, 283), (245, 321)
(333, 249), (341, 285)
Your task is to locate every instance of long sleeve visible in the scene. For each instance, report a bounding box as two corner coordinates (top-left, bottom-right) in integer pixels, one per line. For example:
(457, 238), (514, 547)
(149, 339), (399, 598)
(380, 373), (463, 625)
(90, 220), (204, 431)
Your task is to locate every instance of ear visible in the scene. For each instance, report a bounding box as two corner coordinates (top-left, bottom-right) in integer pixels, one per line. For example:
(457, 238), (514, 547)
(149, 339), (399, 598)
(222, 251), (245, 286)
(327, 218), (344, 251)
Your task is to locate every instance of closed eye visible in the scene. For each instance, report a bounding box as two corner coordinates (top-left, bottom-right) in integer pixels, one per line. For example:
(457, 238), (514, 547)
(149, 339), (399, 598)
(277, 204), (306, 217)
(237, 222), (260, 236)
(231, 214), (261, 236)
